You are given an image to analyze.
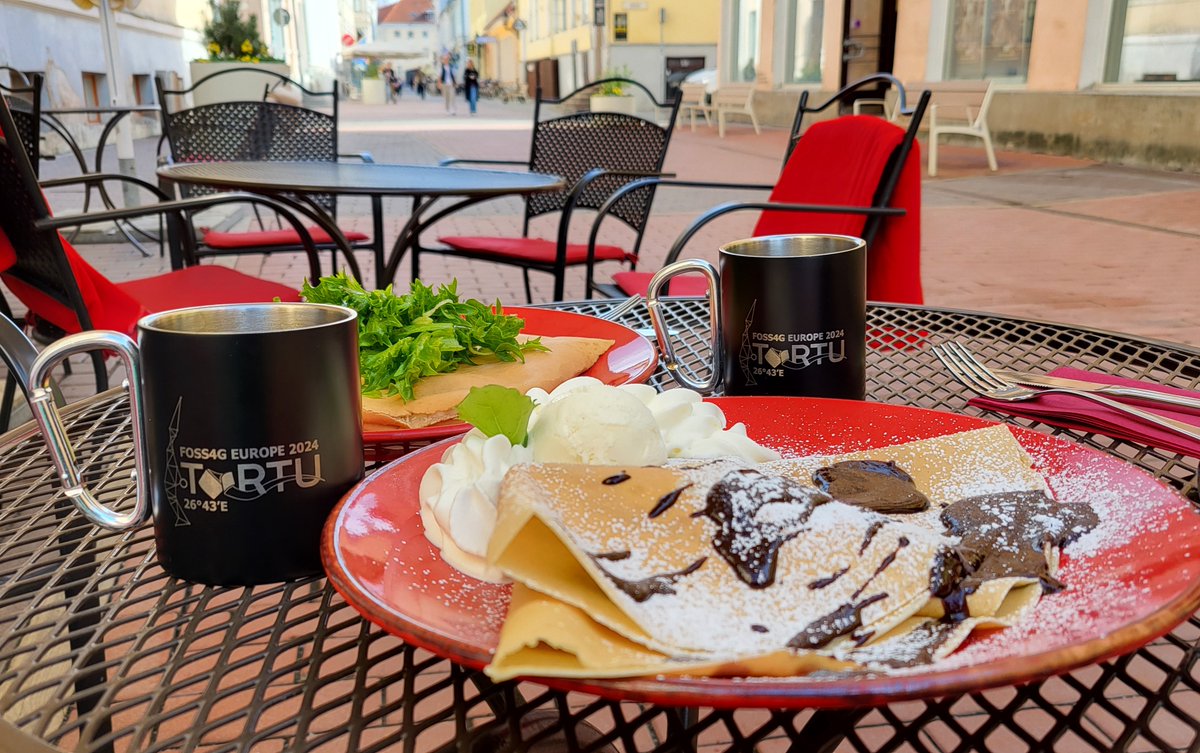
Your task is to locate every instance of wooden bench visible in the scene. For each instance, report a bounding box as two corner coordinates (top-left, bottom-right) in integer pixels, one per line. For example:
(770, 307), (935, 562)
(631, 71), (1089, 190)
(679, 82), (711, 131)
(713, 84), (761, 137)
(853, 80), (998, 176)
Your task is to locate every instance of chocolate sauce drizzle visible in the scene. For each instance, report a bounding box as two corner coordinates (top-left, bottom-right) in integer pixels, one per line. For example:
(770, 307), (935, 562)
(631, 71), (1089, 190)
(648, 484), (692, 519)
(851, 537), (909, 599)
(814, 460), (931, 514)
(750, 624), (769, 633)
(592, 549), (631, 561)
(602, 472), (631, 485)
(940, 490), (1099, 597)
(858, 520), (885, 555)
(787, 593), (888, 650)
(698, 470), (831, 589)
(808, 567), (850, 590)
(592, 556), (708, 602)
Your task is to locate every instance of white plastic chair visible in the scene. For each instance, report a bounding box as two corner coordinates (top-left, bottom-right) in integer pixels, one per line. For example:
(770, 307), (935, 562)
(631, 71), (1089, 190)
(928, 81), (998, 177)
(679, 83), (711, 131)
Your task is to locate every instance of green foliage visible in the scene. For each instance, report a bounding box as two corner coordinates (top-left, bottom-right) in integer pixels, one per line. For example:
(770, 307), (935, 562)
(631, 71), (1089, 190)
(201, 0), (282, 63)
(596, 66), (634, 96)
(456, 386), (536, 446)
(364, 61), (381, 80)
(300, 273), (548, 401)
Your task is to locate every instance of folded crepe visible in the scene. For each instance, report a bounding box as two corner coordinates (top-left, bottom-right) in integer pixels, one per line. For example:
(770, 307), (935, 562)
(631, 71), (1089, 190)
(362, 335), (614, 429)
(485, 424), (1072, 680)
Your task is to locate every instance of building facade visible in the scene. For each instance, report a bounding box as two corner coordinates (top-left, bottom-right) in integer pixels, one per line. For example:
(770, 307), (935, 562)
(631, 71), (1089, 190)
(510, 0), (719, 100)
(377, 0), (437, 71)
(719, 0), (1200, 169)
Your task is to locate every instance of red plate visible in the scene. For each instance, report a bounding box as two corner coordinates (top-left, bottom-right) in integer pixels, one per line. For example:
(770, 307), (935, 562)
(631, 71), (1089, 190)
(361, 307), (657, 455)
(324, 397), (1200, 709)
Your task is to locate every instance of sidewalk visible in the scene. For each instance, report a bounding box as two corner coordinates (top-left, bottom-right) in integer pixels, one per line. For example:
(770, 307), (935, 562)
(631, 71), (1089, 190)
(17, 95), (1200, 408)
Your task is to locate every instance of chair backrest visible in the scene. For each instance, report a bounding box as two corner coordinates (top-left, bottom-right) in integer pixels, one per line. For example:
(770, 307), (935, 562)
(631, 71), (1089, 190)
(679, 83), (707, 107)
(713, 85), (755, 110)
(0, 95), (97, 332)
(156, 68), (339, 212)
(0, 68), (42, 174)
(524, 78), (681, 253)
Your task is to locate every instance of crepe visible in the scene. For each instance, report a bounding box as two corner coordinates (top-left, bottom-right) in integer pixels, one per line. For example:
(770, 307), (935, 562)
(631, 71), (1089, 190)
(485, 425), (1059, 680)
(362, 335), (614, 429)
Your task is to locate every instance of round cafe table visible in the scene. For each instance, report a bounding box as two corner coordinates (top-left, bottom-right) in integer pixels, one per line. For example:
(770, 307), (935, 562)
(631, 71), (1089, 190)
(0, 299), (1197, 753)
(156, 161), (564, 288)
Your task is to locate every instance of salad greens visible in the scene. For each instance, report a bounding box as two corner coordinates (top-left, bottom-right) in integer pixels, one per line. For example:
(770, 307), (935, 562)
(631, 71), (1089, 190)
(456, 385), (536, 446)
(301, 273), (546, 400)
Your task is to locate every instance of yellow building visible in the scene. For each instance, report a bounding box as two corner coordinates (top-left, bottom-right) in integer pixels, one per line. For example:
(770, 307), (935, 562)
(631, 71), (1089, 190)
(501, 0), (719, 99)
(471, 0), (523, 87)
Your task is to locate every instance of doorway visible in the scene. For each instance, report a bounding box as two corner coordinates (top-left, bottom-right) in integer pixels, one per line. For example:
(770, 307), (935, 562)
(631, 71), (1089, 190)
(840, 0), (898, 98)
(664, 56), (706, 103)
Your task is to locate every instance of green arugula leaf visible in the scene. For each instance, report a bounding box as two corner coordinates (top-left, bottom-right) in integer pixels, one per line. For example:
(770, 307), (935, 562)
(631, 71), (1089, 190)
(456, 385), (536, 446)
(301, 273), (547, 400)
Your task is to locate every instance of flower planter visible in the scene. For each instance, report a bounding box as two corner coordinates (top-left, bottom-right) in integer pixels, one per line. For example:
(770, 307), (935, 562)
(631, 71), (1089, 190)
(589, 94), (637, 115)
(187, 61), (293, 106)
(360, 78), (387, 106)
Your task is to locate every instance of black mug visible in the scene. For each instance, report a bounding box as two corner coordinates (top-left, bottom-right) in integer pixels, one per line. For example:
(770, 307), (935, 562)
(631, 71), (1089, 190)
(26, 303), (364, 585)
(647, 234), (867, 399)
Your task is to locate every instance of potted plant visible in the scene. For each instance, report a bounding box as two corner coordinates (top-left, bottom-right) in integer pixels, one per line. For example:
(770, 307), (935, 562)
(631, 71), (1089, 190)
(360, 61), (387, 106)
(589, 67), (637, 115)
(189, 0), (290, 106)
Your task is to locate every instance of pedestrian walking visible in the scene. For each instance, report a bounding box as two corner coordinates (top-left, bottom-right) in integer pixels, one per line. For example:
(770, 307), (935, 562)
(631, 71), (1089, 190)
(463, 59), (479, 116)
(382, 64), (399, 104)
(413, 70), (426, 99)
(439, 53), (457, 115)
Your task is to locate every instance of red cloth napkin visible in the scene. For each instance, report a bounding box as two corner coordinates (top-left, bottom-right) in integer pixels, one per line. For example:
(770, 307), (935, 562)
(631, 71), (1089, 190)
(968, 367), (1200, 458)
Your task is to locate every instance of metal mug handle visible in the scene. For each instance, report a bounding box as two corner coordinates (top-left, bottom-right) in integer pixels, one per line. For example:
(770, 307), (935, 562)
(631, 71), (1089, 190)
(27, 331), (150, 530)
(645, 259), (722, 393)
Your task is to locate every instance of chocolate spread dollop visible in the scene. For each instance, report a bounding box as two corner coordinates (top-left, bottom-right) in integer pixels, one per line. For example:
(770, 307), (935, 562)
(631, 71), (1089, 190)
(813, 460), (931, 514)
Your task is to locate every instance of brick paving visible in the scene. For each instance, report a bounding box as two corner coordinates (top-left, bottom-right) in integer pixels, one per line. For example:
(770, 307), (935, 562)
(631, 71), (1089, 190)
(7, 94), (1200, 406)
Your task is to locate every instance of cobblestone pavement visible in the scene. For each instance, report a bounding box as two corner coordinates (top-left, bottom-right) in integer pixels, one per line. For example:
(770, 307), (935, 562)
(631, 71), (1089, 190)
(9, 94), (1200, 409)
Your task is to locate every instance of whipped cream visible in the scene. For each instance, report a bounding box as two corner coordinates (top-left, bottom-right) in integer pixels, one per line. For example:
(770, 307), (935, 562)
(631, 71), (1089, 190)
(417, 378), (780, 581)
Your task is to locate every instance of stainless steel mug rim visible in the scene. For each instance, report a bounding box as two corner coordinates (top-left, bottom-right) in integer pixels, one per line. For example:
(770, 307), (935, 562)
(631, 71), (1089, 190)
(719, 234), (866, 259)
(138, 302), (357, 336)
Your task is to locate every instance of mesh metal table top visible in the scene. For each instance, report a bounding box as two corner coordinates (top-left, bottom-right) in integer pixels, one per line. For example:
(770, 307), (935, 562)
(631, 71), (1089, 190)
(1, 299), (1198, 753)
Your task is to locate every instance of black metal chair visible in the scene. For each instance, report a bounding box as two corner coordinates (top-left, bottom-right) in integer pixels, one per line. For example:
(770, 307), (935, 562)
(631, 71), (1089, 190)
(155, 67), (372, 273)
(0, 94), (349, 408)
(0, 68), (41, 176)
(411, 78), (681, 302)
(585, 74), (930, 303)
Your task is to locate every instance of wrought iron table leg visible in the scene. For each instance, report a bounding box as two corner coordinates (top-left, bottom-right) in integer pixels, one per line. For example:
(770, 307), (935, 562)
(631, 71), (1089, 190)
(787, 707), (871, 752)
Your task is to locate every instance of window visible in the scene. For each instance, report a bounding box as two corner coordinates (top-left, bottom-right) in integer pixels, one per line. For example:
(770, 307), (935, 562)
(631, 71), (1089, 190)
(945, 0), (1036, 80)
(131, 74), (153, 105)
(729, 0), (761, 82)
(81, 72), (108, 123)
(423, 30), (429, 38)
(1106, 0), (1200, 82)
(785, 0), (824, 83)
(614, 12), (628, 41)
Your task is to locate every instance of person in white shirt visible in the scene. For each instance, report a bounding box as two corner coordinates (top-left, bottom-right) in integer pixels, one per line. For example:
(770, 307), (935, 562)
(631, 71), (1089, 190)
(439, 54), (457, 115)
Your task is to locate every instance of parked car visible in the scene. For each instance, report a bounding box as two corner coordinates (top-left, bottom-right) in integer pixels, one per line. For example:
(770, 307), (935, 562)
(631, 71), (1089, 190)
(684, 68), (719, 95)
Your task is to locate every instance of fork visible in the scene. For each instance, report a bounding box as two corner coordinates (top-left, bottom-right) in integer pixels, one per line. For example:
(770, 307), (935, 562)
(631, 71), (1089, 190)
(598, 294), (644, 322)
(932, 341), (1200, 443)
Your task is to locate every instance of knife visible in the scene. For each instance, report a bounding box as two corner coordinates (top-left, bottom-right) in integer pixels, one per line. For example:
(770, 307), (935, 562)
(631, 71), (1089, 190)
(993, 370), (1200, 413)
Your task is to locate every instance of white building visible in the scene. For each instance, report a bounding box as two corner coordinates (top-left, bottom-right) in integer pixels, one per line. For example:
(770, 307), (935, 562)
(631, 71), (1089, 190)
(377, 0), (437, 70)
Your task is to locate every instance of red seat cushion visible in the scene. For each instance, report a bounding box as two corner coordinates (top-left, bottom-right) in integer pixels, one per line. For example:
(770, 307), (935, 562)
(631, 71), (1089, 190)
(438, 236), (630, 265)
(612, 271), (709, 297)
(752, 116), (923, 305)
(0, 226), (298, 338)
(202, 225), (369, 249)
(119, 266), (300, 316)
